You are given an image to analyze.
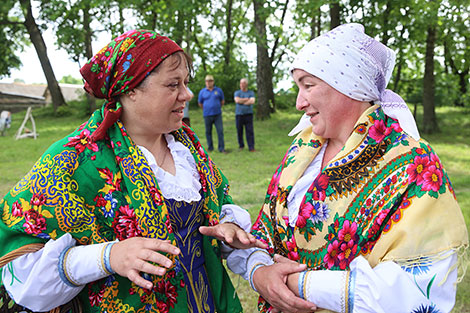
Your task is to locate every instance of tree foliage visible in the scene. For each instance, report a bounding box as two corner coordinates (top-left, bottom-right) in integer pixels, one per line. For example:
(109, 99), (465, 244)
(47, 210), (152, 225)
(1, 0), (468, 131)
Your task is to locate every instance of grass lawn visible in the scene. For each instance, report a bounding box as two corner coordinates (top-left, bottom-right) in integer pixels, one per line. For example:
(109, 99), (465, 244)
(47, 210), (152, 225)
(0, 104), (469, 312)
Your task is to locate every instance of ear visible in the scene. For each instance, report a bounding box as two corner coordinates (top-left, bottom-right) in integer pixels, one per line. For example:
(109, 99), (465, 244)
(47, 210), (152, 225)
(119, 89), (137, 106)
(125, 89), (138, 101)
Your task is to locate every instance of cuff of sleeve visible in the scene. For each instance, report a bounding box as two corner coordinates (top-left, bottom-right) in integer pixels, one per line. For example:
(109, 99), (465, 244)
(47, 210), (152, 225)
(246, 249), (274, 290)
(59, 241), (118, 287)
(305, 269), (355, 313)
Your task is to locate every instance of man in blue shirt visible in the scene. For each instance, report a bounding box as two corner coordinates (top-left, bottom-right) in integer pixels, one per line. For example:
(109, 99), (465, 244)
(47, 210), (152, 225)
(234, 78), (255, 151)
(198, 75), (225, 152)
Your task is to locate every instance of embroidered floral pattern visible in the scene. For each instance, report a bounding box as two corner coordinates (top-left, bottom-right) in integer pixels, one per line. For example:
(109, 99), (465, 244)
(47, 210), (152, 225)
(0, 30), (242, 313)
(112, 205), (142, 240)
(252, 106), (461, 313)
(64, 129), (99, 154)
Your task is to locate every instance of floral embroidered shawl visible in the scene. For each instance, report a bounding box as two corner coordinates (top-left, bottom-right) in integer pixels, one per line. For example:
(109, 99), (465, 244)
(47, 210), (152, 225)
(0, 105), (242, 313)
(252, 105), (468, 312)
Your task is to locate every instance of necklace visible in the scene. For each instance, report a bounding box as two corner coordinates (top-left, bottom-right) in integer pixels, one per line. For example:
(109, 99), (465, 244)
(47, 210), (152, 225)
(157, 147), (169, 168)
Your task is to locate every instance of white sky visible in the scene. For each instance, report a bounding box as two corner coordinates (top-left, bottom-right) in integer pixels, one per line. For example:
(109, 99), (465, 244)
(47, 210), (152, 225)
(0, 29), (109, 85)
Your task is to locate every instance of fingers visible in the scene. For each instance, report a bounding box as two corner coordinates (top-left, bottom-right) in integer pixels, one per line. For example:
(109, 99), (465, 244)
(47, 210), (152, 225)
(254, 238), (268, 249)
(254, 264), (316, 313)
(198, 225), (218, 237)
(128, 270), (154, 289)
(274, 253), (298, 264)
(110, 237), (181, 284)
(200, 224), (268, 249)
(273, 287), (317, 312)
(144, 238), (180, 256)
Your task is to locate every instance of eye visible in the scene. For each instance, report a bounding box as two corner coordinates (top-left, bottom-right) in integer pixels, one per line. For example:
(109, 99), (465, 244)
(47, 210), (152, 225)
(304, 83), (315, 89)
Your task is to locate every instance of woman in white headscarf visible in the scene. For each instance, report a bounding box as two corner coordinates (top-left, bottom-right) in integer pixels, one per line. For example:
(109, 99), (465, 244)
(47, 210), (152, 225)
(227, 23), (468, 313)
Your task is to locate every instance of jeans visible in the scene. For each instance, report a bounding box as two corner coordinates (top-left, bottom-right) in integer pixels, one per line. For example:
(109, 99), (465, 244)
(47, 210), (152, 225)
(204, 114), (225, 152)
(236, 114), (254, 150)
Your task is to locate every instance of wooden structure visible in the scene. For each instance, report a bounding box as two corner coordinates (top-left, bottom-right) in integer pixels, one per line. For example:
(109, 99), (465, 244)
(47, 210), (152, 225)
(15, 107), (37, 140)
(0, 91), (45, 113)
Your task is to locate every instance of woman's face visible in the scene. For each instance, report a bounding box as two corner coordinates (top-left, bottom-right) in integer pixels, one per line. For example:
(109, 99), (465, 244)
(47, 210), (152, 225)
(292, 69), (364, 142)
(121, 53), (192, 137)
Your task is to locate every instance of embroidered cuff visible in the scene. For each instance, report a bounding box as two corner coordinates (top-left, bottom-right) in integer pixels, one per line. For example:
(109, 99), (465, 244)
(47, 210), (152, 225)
(246, 249), (274, 291)
(103, 242), (116, 275)
(305, 269), (347, 313)
(58, 246), (81, 287)
(345, 269), (356, 313)
(298, 271), (308, 299)
(58, 241), (118, 287)
(249, 263), (266, 292)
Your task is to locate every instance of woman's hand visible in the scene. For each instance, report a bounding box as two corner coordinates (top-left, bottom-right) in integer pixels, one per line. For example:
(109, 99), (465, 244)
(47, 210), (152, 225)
(276, 254), (303, 297)
(110, 237), (180, 289)
(253, 254), (317, 313)
(199, 223), (267, 249)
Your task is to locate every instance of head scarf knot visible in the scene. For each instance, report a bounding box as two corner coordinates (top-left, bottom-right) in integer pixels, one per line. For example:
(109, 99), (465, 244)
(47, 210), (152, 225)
(289, 23), (420, 140)
(80, 29), (183, 141)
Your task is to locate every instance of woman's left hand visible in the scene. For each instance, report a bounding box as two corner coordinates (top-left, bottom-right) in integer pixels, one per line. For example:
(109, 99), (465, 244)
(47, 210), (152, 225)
(199, 223), (267, 249)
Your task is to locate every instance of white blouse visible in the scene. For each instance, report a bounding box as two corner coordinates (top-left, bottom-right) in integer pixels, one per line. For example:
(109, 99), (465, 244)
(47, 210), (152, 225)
(2, 134), (252, 312)
(226, 140), (460, 313)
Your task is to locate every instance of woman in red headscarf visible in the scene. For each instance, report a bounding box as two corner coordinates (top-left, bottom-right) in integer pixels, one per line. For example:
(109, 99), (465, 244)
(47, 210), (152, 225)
(0, 30), (263, 313)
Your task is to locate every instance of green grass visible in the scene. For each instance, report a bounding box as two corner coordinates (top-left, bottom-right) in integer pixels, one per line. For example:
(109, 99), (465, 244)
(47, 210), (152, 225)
(0, 105), (469, 312)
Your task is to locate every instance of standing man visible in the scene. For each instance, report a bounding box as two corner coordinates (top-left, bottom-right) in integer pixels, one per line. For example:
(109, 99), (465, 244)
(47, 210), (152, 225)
(234, 78), (255, 151)
(198, 75), (225, 152)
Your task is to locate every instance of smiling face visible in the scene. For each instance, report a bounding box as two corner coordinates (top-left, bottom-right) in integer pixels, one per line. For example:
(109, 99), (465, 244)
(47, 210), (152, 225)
(120, 52), (192, 139)
(292, 69), (369, 144)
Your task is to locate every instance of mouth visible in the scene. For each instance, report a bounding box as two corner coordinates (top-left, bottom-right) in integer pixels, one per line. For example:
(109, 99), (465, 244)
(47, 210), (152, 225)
(307, 112), (319, 118)
(172, 107), (184, 114)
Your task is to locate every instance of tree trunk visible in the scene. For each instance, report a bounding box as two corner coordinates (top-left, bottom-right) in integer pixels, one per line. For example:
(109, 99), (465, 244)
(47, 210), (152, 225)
(329, 2), (340, 29)
(83, 6), (96, 114)
(20, 0), (65, 111)
(422, 24), (439, 133)
(253, 0), (272, 119)
(309, 7), (321, 40)
(393, 26), (406, 92)
(382, 1), (391, 45)
(223, 0), (233, 70)
(317, 6), (321, 36)
(443, 39), (468, 107)
(456, 71), (468, 107)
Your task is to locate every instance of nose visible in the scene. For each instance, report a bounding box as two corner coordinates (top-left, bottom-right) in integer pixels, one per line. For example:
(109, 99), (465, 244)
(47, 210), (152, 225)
(180, 86), (192, 101)
(296, 91), (309, 111)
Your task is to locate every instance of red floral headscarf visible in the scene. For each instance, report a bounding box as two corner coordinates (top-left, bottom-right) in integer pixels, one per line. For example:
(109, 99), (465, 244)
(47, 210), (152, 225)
(80, 29), (183, 141)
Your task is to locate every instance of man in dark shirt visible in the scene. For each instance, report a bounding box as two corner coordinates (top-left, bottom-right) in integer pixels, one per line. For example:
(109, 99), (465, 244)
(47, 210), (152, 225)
(234, 78), (255, 151)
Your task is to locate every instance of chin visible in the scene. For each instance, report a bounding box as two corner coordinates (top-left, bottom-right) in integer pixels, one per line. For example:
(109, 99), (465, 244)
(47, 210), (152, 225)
(174, 121), (183, 130)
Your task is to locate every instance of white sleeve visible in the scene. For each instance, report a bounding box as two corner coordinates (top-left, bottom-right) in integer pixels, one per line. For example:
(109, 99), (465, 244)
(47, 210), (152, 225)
(302, 252), (458, 313)
(220, 203), (252, 231)
(218, 203), (253, 257)
(220, 203), (274, 283)
(2, 233), (117, 312)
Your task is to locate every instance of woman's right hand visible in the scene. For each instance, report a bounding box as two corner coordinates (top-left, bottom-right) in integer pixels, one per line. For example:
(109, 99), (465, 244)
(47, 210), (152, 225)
(253, 259), (317, 313)
(110, 237), (180, 289)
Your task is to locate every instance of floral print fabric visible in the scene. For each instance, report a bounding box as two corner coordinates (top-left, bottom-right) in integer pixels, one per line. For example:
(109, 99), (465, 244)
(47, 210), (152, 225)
(252, 105), (468, 312)
(0, 105), (242, 313)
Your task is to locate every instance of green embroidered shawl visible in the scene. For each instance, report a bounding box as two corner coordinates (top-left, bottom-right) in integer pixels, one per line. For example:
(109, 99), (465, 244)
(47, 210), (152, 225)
(0, 106), (242, 313)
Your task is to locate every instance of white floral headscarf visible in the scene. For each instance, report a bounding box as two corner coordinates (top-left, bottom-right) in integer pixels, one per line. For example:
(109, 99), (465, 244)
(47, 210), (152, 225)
(289, 23), (420, 140)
